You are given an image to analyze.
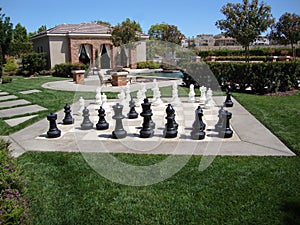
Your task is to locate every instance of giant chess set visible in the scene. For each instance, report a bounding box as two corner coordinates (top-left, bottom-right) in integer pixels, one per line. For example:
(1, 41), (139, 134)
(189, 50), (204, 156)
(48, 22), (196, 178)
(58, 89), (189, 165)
(41, 81), (239, 146)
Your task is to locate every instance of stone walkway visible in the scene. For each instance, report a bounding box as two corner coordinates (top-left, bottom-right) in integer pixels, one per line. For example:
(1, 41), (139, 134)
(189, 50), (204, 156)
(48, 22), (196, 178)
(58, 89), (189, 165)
(0, 90), (46, 127)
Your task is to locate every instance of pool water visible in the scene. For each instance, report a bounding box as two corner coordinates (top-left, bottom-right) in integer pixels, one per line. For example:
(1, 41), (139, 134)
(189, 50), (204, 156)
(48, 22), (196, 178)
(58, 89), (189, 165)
(142, 71), (183, 78)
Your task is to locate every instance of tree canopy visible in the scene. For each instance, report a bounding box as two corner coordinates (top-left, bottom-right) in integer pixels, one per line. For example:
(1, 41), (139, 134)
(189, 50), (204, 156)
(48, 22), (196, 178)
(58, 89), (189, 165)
(9, 23), (32, 56)
(215, 0), (274, 61)
(270, 12), (300, 60)
(111, 18), (142, 47)
(0, 8), (13, 65)
(148, 23), (185, 45)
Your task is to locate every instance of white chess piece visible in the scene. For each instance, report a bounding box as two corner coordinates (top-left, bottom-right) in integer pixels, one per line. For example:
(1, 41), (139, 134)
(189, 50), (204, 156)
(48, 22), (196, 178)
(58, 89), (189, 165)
(140, 82), (147, 100)
(94, 87), (102, 110)
(205, 88), (215, 108)
(152, 80), (163, 106)
(171, 81), (181, 106)
(188, 84), (196, 102)
(125, 84), (131, 103)
(101, 93), (110, 113)
(117, 88), (126, 106)
(199, 86), (207, 104)
(78, 96), (85, 114)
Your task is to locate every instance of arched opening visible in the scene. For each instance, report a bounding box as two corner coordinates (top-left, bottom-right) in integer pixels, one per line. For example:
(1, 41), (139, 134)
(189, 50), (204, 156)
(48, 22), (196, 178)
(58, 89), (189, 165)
(79, 44), (92, 65)
(100, 44), (111, 69)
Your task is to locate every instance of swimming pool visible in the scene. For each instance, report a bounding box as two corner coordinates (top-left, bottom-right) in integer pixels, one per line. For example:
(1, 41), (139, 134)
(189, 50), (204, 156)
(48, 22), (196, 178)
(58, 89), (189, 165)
(141, 71), (183, 78)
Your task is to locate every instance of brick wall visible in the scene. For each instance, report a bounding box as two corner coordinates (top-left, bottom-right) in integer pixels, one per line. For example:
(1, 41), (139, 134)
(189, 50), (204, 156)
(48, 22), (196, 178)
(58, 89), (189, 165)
(69, 38), (114, 68)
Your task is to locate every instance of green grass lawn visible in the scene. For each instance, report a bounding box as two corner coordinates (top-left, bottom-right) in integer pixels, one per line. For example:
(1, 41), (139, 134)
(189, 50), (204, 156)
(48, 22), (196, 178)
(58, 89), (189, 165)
(0, 76), (117, 135)
(1, 76), (300, 224)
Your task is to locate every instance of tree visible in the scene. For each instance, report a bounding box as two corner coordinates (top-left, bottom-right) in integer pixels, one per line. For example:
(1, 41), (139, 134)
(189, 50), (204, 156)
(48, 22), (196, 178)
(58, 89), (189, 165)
(111, 18), (142, 47)
(270, 13), (300, 61)
(0, 8), (13, 64)
(95, 20), (111, 27)
(111, 18), (142, 68)
(9, 23), (32, 56)
(216, 0), (274, 62)
(148, 23), (185, 45)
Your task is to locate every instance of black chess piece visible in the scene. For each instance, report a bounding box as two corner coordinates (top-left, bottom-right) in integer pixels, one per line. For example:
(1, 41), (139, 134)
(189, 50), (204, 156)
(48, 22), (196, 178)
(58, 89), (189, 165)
(191, 105), (206, 140)
(140, 98), (154, 138)
(128, 97), (138, 119)
(163, 104), (178, 138)
(62, 103), (74, 125)
(219, 110), (233, 138)
(224, 84), (234, 107)
(47, 113), (61, 138)
(215, 105), (226, 132)
(112, 103), (127, 139)
(96, 106), (109, 130)
(81, 107), (94, 130)
(165, 104), (178, 130)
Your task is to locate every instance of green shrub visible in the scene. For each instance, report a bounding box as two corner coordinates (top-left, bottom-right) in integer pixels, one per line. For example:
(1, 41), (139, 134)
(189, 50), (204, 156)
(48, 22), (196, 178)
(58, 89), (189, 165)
(137, 61), (161, 69)
(0, 139), (30, 224)
(182, 61), (300, 94)
(3, 57), (18, 75)
(21, 53), (48, 75)
(53, 63), (88, 78)
(1, 76), (13, 84)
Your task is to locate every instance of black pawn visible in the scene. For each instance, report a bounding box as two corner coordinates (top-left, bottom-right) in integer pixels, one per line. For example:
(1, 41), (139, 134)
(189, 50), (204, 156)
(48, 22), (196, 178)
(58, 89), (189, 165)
(112, 103), (127, 139)
(215, 106), (226, 132)
(140, 98), (154, 138)
(224, 85), (234, 107)
(81, 107), (94, 130)
(96, 106), (109, 130)
(163, 104), (178, 138)
(191, 105), (206, 140)
(62, 103), (74, 125)
(167, 104), (178, 130)
(47, 113), (61, 138)
(128, 98), (138, 119)
(219, 111), (233, 138)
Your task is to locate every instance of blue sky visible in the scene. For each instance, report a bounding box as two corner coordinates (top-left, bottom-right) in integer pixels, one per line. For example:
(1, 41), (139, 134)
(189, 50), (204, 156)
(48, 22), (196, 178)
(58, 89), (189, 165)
(1, 0), (300, 37)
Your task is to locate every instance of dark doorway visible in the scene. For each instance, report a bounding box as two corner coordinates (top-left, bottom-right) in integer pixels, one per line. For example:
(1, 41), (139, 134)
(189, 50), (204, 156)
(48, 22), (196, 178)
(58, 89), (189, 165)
(101, 45), (111, 69)
(79, 45), (90, 65)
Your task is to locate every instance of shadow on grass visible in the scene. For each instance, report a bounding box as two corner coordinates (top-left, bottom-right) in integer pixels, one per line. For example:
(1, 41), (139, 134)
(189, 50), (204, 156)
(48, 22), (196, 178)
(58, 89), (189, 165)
(281, 198), (300, 225)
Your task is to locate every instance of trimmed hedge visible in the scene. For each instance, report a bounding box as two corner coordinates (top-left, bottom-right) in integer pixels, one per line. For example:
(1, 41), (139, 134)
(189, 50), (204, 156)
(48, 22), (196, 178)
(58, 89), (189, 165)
(182, 62), (300, 94)
(0, 139), (30, 224)
(53, 63), (88, 78)
(197, 48), (300, 58)
(137, 61), (161, 69)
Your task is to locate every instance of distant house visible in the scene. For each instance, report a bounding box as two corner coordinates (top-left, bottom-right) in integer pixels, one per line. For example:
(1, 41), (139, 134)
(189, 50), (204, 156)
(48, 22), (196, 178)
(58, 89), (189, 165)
(214, 35), (239, 46)
(30, 23), (148, 69)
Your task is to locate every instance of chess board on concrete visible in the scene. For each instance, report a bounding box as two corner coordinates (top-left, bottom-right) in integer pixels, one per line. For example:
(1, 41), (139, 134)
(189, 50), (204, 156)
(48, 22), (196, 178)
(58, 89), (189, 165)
(35, 97), (241, 155)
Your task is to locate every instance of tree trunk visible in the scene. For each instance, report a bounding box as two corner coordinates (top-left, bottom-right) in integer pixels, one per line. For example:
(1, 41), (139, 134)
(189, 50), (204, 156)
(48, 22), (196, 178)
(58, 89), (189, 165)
(245, 45), (250, 63)
(291, 43), (296, 61)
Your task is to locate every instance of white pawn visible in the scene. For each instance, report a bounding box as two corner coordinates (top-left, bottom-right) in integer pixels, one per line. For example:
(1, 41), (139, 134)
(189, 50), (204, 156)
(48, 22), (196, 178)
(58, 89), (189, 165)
(78, 96), (85, 115)
(199, 86), (207, 104)
(136, 89), (143, 107)
(188, 84), (196, 103)
(152, 83), (163, 106)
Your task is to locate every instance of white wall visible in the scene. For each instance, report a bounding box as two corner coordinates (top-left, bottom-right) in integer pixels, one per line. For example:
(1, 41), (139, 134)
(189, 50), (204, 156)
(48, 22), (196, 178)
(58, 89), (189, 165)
(136, 39), (147, 62)
(49, 36), (69, 68)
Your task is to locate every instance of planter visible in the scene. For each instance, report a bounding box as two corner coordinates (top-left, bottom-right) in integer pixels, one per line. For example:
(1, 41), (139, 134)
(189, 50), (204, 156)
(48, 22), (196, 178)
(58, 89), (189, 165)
(71, 70), (85, 84)
(111, 72), (128, 86)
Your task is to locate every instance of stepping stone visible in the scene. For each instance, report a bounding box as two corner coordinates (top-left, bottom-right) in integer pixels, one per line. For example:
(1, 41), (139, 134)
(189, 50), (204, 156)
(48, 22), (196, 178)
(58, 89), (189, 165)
(0, 99), (31, 109)
(0, 95), (18, 101)
(20, 89), (41, 95)
(0, 92), (9, 96)
(4, 115), (37, 127)
(0, 105), (47, 118)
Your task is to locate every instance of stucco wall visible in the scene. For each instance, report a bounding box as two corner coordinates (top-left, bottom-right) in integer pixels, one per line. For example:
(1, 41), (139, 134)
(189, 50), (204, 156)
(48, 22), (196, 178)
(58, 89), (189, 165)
(49, 36), (69, 68)
(136, 40), (147, 63)
(32, 36), (51, 68)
